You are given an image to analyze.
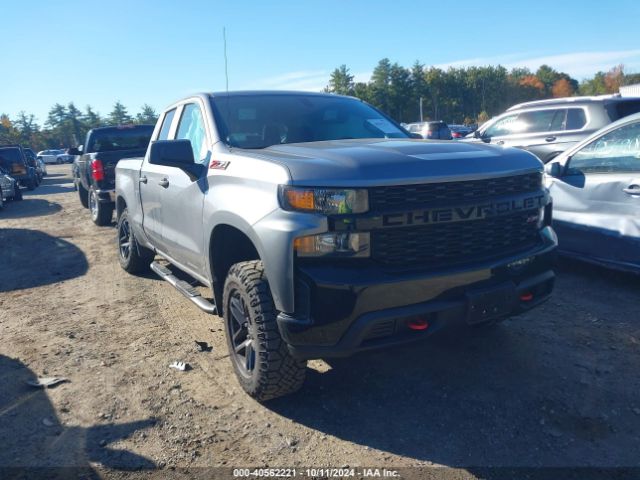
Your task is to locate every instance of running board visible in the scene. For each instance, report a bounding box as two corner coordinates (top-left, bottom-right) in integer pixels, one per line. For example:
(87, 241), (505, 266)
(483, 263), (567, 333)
(150, 261), (217, 314)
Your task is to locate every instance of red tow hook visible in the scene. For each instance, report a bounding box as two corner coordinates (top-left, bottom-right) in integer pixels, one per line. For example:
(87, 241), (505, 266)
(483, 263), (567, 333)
(520, 292), (534, 302)
(407, 318), (429, 331)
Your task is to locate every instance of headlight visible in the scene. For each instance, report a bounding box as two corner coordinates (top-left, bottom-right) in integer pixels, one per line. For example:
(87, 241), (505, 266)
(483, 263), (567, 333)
(280, 186), (369, 215)
(294, 232), (370, 258)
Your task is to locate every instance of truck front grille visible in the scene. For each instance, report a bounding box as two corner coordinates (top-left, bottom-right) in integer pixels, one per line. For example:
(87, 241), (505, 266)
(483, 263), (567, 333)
(371, 212), (540, 269)
(369, 173), (542, 212)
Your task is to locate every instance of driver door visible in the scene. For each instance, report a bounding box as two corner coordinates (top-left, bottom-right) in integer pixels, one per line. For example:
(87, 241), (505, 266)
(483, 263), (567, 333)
(157, 101), (210, 276)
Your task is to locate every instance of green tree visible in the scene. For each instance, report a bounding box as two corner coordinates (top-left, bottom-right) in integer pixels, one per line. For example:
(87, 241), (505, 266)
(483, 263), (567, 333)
(108, 101), (133, 125)
(83, 106), (103, 129)
(579, 72), (608, 95)
(66, 102), (85, 145)
(327, 65), (355, 95)
(369, 58), (393, 113)
(135, 104), (158, 125)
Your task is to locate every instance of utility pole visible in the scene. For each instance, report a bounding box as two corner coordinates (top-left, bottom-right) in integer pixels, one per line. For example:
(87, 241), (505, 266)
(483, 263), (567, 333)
(419, 97), (424, 122)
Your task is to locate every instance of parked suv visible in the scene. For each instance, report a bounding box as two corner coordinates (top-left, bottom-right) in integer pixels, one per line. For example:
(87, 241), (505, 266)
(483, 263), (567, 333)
(466, 94), (640, 163)
(0, 145), (38, 190)
(406, 121), (452, 140)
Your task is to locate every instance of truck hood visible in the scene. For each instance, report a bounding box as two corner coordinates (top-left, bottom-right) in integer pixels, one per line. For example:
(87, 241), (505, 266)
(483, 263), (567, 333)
(249, 139), (543, 187)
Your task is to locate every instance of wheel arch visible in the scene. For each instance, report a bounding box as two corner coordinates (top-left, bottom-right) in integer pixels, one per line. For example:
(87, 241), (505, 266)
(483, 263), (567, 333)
(208, 221), (262, 316)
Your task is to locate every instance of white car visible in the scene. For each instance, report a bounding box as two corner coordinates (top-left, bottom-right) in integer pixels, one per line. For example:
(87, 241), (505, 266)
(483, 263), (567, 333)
(38, 149), (64, 164)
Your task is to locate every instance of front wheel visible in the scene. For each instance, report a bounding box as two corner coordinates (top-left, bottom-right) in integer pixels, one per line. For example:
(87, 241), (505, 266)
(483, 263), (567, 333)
(223, 260), (306, 401)
(26, 178), (36, 191)
(117, 208), (154, 274)
(89, 187), (113, 226)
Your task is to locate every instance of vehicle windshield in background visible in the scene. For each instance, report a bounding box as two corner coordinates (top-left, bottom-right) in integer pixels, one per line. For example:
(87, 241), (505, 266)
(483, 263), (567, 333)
(0, 148), (24, 169)
(210, 94), (409, 149)
(87, 126), (154, 153)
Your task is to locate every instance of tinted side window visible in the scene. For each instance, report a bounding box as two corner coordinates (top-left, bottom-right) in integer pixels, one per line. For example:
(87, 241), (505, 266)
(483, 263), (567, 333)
(515, 109), (558, 134)
(566, 108), (587, 130)
(176, 103), (207, 163)
(567, 121), (640, 175)
(157, 109), (176, 141)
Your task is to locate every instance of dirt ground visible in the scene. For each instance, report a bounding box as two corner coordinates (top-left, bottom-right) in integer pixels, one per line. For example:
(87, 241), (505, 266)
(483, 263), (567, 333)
(1, 165), (640, 479)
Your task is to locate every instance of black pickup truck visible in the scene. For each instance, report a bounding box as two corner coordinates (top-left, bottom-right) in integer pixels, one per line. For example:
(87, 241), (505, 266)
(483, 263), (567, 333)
(71, 125), (154, 225)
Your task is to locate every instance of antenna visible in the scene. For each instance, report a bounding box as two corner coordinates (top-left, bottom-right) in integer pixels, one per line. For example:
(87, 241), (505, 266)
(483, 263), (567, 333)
(223, 27), (231, 148)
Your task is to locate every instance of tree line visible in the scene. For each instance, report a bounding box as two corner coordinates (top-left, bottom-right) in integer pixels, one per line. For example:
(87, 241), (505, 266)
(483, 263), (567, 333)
(0, 102), (158, 152)
(2, 61), (638, 151)
(325, 61), (639, 125)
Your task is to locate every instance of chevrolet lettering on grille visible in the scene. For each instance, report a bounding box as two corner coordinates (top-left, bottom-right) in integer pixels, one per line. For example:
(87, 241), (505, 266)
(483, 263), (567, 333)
(349, 192), (548, 230)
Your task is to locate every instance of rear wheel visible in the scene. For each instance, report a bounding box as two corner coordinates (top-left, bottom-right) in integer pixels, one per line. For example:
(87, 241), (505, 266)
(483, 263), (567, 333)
(223, 260), (306, 401)
(89, 187), (113, 226)
(117, 208), (154, 274)
(77, 182), (89, 208)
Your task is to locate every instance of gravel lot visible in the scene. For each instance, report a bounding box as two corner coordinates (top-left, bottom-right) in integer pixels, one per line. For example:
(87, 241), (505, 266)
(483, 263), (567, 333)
(1, 165), (639, 479)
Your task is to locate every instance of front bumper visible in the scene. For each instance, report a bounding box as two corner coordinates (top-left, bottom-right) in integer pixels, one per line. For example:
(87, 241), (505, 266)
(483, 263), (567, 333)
(278, 226), (557, 360)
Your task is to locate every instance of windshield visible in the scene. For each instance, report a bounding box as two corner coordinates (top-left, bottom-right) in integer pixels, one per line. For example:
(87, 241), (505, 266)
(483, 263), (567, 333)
(86, 126), (154, 153)
(210, 94), (409, 149)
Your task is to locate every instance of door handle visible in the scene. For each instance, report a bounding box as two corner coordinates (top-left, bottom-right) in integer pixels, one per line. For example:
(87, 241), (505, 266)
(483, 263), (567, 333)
(495, 140), (504, 145)
(158, 178), (169, 188)
(545, 136), (556, 142)
(139, 175), (147, 184)
(623, 184), (640, 195)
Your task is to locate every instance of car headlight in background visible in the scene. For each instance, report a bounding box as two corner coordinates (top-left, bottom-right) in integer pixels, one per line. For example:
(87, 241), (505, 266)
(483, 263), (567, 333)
(280, 186), (369, 215)
(294, 232), (370, 258)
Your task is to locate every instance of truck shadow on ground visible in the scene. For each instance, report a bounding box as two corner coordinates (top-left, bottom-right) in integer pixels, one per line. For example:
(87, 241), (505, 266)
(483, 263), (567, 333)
(0, 355), (155, 478)
(0, 229), (88, 292)
(267, 263), (640, 470)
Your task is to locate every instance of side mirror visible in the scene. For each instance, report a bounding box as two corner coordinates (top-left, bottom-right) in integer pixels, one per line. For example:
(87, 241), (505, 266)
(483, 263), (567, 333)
(473, 130), (481, 139)
(68, 147), (81, 156)
(149, 140), (195, 167)
(544, 161), (563, 177)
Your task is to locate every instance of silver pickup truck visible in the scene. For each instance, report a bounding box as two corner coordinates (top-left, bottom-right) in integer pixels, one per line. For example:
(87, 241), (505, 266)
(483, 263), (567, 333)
(116, 91), (557, 401)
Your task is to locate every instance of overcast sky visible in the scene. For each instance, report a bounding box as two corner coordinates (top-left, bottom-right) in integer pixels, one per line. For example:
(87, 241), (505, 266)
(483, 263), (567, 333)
(3, 0), (639, 123)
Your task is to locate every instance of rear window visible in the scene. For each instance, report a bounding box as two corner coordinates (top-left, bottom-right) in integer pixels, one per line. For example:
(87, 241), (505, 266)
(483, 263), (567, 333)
(0, 148), (24, 169)
(86, 126), (154, 153)
(608, 100), (640, 121)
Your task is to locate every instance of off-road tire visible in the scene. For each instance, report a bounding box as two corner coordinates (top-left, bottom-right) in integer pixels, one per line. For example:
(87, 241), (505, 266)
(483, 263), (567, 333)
(117, 208), (154, 274)
(89, 187), (113, 226)
(223, 260), (306, 401)
(77, 182), (89, 208)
